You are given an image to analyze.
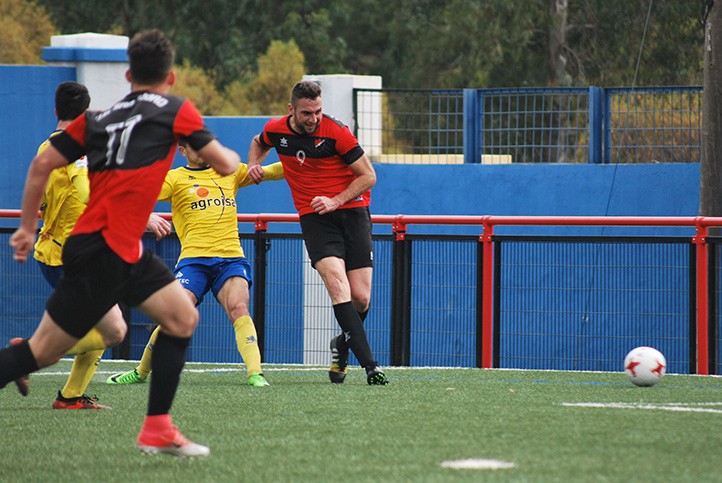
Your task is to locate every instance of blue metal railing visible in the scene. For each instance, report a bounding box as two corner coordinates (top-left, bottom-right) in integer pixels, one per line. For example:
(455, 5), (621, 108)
(354, 86), (703, 164)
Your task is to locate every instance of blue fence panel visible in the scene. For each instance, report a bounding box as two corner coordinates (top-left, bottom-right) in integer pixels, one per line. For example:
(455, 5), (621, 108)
(497, 238), (691, 373)
(355, 86), (702, 165)
(409, 238), (477, 367)
(262, 236), (306, 364)
(604, 86), (703, 163)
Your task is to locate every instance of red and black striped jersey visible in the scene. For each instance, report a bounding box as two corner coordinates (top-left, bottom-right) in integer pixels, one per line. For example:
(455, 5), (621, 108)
(258, 114), (369, 216)
(50, 91), (215, 263)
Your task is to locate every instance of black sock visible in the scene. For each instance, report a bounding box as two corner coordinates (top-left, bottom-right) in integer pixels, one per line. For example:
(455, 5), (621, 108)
(333, 302), (377, 369)
(336, 308), (369, 353)
(0, 339), (39, 389)
(147, 332), (190, 416)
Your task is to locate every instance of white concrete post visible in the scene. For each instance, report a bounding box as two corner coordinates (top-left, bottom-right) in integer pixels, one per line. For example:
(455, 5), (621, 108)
(303, 74), (383, 161)
(42, 33), (129, 111)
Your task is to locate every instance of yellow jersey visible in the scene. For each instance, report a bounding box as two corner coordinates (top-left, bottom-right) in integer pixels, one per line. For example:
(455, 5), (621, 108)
(159, 162), (283, 261)
(33, 131), (89, 266)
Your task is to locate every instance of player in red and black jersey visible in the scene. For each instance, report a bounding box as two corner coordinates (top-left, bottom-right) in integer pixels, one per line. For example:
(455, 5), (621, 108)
(247, 80), (389, 386)
(1, 29), (239, 457)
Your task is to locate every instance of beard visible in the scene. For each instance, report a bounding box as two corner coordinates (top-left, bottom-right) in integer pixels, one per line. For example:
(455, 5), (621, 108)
(293, 114), (320, 135)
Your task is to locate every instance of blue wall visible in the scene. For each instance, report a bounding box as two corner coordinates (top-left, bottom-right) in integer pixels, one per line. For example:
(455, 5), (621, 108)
(0, 65), (700, 232)
(0, 66), (76, 215)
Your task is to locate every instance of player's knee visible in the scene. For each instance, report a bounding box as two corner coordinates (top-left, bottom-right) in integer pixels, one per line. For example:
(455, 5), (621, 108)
(103, 322), (127, 347)
(33, 349), (65, 368)
(228, 302), (250, 321)
(165, 306), (199, 338)
(352, 295), (371, 311)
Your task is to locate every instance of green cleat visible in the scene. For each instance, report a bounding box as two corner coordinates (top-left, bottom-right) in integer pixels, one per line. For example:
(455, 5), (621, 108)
(366, 366), (389, 386)
(106, 369), (146, 385)
(247, 374), (270, 387)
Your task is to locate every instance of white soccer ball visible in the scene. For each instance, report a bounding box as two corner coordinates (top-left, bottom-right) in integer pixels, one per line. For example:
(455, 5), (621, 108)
(624, 346), (666, 387)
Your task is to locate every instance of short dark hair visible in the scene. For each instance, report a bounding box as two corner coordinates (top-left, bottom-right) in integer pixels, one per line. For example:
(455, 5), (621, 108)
(127, 29), (175, 85)
(291, 80), (321, 106)
(55, 81), (90, 121)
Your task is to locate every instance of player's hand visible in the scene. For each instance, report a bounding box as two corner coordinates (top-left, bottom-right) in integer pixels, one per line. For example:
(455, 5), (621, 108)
(10, 227), (36, 263)
(248, 165), (265, 184)
(310, 196), (340, 215)
(146, 213), (172, 240)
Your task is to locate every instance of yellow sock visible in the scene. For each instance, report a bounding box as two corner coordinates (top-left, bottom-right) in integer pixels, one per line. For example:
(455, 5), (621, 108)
(61, 349), (103, 399)
(233, 315), (262, 376)
(65, 328), (106, 355)
(137, 326), (160, 379)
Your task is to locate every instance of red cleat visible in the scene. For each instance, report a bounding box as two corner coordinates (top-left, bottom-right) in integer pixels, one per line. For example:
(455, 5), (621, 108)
(137, 425), (210, 458)
(9, 338), (29, 396)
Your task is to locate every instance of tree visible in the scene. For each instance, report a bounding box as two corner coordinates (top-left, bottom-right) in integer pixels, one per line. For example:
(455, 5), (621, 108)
(172, 60), (233, 116)
(35, 0), (705, 89)
(0, 0), (56, 64)
(224, 40), (306, 115)
(700, 1), (722, 217)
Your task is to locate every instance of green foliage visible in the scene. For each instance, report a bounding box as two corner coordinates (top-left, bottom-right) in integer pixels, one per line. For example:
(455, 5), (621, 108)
(223, 39), (306, 115)
(0, 0), (56, 64)
(33, 0), (703, 91)
(3, 361), (722, 481)
(172, 60), (232, 116)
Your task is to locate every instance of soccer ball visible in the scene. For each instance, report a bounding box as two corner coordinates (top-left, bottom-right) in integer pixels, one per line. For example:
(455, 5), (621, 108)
(624, 346), (666, 387)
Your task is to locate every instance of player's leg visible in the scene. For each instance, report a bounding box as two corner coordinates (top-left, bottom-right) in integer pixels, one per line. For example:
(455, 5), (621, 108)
(126, 248), (208, 456)
(37, 263), (119, 356)
(315, 257), (378, 369)
(215, 271), (268, 387)
(108, 258), (208, 386)
(0, 311), (78, 395)
(133, 279), (208, 457)
(55, 305), (126, 408)
(106, 325), (160, 385)
(52, 350), (109, 409)
(328, 266), (373, 382)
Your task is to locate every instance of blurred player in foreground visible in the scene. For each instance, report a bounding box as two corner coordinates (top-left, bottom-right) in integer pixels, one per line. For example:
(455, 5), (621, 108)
(107, 139), (283, 387)
(27, 81), (170, 410)
(1, 29), (239, 457)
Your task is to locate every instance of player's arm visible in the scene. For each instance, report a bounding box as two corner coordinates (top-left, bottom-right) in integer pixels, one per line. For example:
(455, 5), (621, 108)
(11, 145), (70, 262)
(146, 213), (172, 240)
(247, 134), (273, 184)
(197, 139), (239, 176)
(260, 162), (284, 181)
(310, 153), (376, 216)
(237, 161), (284, 189)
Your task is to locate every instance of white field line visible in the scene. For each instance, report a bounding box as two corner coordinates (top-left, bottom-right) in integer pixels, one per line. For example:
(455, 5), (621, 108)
(441, 458), (516, 470)
(562, 402), (722, 414)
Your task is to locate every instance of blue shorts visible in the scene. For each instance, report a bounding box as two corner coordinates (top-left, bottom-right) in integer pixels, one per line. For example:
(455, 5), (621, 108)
(174, 257), (252, 305)
(37, 261), (63, 288)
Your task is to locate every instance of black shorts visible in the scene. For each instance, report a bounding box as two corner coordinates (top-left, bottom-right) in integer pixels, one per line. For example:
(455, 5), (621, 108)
(46, 232), (176, 338)
(299, 207), (373, 270)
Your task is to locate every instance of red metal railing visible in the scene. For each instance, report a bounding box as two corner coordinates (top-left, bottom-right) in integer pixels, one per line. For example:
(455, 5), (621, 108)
(248, 214), (722, 374)
(4, 210), (722, 374)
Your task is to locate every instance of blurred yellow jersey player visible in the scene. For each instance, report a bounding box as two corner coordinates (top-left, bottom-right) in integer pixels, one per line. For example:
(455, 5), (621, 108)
(33, 138), (89, 269)
(107, 139), (284, 387)
(29, 81), (128, 410)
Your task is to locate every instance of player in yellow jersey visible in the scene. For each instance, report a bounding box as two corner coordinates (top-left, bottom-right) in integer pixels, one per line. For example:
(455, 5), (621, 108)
(21, 81), (172, 409)
(107, 139), (283, 387)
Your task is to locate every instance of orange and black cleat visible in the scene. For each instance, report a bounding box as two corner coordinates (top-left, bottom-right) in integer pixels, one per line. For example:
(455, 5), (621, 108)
(52, 392), (112, 410)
